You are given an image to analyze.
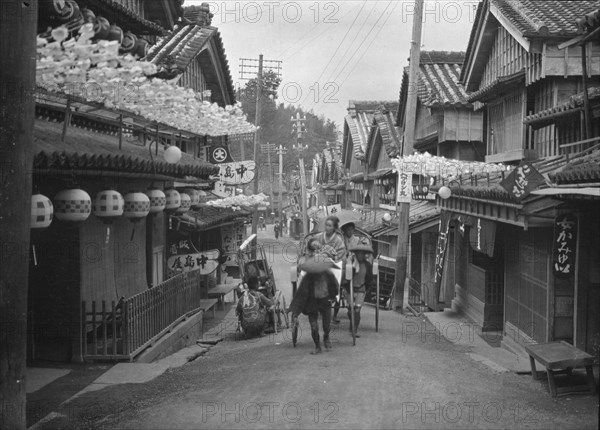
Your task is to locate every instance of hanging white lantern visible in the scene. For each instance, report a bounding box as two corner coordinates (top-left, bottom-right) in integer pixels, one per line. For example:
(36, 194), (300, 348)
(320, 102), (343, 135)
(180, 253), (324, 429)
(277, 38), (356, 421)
(54, 188), (92, 222)
(93, 190), (124, 223)
(145, 189), (166, 214)
(123, 192), (150, 222)
(164, 188), (181, 211)
(164, 145), (182, 164)
(176, 193), (191, 213)
(31, 194), (53, 229)
(183, 188), (200, 208)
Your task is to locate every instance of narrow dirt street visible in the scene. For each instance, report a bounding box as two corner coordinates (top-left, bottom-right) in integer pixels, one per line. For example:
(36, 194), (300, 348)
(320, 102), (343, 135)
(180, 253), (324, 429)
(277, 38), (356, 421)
(38, 227), (598, 429)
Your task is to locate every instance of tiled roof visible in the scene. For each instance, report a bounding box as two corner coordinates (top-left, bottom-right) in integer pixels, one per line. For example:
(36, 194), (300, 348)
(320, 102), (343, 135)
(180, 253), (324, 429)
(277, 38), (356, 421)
(490, 0), (599, 37)
(466, 70), (525, 103)
(356, 201), (440, 236)
(33, 118), (218, 179)
(549, 149), (600, 185)
(90, 0), (167, 34)
(373, 110), (402, 159)
(398, 52), (471, 125)
(525, 87), (600, 128)
(145, 24), (235, 104)
(176, 204), (251, 231)
(346, 101), (399, 161)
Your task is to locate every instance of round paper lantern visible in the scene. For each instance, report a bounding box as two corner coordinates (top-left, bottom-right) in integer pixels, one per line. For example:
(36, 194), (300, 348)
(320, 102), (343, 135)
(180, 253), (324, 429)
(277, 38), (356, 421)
(123, 192), (150, 222)
(176, 193), (191, 213)
(54, 188), (92, 222)
(438, 186), (452, 200)
(164, 188), (181, 211)
(164, 145), (182, 164)
(145, 189), (166, 214)
(31, 194), (53, 229)
(93, 189), (124, 223)
(382, 212), (392, 223)
(183, 188), (200, 208)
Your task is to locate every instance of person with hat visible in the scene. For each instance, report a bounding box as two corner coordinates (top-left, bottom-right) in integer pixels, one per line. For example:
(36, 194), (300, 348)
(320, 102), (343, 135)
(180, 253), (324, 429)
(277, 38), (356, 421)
(332, 222), (361, 323)
(346, 239), (374, 337)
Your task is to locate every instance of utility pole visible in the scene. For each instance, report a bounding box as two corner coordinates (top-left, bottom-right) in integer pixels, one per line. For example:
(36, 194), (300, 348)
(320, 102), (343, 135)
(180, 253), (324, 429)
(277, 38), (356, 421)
(260, 142), (277, 217)
(291, 112), (309, 235)
(239, 56), (282, 239)
(1, 1), (38, 429)
(392, 0), (424, 312)
(251, 54), (263, 239)
(276, 144), (288, 222)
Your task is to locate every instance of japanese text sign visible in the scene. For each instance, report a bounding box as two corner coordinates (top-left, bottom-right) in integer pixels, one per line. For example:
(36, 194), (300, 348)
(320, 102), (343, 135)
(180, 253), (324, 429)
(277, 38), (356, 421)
(396, 172), (413, 203)
(500, 161), (545, 202)
(552, 213), (578, 279)
(213, 161), (256, 185)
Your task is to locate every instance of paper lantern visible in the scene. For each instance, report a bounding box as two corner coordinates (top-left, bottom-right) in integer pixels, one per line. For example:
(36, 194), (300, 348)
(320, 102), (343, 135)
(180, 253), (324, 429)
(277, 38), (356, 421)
(164, 145), (182, 164)
(93, 189), (124, 223)
(54, 188), (92, 222)
(164, 188), (181, 211)
(123, 192), (150, 222)
(145, 189), (166, 214)
(31, 194), (53, 229)
(183, 188), (200, 208)
(438, 186), (452, 200)
(176, 193), (191, 213)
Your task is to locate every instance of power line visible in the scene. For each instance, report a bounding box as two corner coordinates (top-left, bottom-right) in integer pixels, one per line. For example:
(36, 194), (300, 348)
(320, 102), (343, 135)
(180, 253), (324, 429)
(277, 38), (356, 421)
(321, 1), (379, 87)
(337, 1), (400, 89)
(330, 0), (395, 85)
(300, 0), (368, 106)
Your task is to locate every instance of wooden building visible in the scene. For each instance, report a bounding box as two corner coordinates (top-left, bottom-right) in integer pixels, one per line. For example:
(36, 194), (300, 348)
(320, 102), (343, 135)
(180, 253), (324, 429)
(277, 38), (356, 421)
(438, 0), (600, 356)
(29, 1), (248, 362)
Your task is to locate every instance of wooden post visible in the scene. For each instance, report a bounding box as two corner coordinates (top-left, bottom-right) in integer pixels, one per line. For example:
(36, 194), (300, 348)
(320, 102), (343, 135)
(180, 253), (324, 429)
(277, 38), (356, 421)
(61, 98), (72, 142)
(118, 114), (123, 149)
(392, 0), (424, 312)
(581, 43), (592, 140)
(1, 1), (37, 428)
(252, 54), (264, 243)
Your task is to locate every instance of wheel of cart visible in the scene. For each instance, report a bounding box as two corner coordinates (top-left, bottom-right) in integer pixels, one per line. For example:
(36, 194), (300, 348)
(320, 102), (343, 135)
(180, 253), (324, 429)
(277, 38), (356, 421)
(237, 234), (288, 335)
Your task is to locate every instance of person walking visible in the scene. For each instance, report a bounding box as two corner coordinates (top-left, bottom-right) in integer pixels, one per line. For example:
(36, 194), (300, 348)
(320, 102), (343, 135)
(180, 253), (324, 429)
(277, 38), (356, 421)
(274, 221), (280, 239)
(289, 240), (339, 354)
(346, 240), (374, 337)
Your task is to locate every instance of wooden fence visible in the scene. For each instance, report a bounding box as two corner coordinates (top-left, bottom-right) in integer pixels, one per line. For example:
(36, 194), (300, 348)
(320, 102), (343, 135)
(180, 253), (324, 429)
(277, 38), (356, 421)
(82, 270), (204, 360)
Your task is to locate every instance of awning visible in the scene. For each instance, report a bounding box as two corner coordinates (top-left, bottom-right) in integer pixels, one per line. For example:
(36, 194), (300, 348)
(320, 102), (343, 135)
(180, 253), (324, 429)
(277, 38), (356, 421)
(350, 172), (365, 182)
(174, 205), (251, 231)
(367, 168), (394, 180)
(531, 187), (600, 198)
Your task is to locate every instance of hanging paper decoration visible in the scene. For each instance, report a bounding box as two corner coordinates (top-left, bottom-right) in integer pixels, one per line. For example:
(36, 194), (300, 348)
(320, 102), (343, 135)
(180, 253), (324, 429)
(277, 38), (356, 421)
(93, 189), (124, 244)
(176, 193), (191, 213)
(54, 188), (92, 222)
(164, 188), (181, 211)
(183, 188), (200, 208)
(93, 189), (124, 222)
(145, 189), (166, 214)
(123, 192), (150, 222)
(164, 146), (182, 164)
(31, 194), (54, 229)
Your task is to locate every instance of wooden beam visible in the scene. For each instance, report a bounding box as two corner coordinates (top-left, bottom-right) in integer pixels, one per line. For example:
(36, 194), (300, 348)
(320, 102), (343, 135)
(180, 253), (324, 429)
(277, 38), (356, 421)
(61, 98), (72, 142)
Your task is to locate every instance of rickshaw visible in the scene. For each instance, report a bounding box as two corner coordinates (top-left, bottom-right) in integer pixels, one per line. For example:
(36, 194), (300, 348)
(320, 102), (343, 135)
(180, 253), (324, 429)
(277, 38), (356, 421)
(236, 234), (289, 336)
(289, 210), (381, 346)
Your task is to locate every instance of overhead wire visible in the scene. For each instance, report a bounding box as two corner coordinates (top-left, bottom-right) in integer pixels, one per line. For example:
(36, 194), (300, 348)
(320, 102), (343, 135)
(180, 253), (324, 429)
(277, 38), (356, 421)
(300, 0), (368, 105)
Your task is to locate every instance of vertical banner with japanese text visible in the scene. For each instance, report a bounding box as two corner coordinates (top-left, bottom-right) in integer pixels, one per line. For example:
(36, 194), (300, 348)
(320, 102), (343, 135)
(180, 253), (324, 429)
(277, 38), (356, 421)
(552, 213), (578, 279)
(396, 171), (413, 203)
(433, 211), (452, 301)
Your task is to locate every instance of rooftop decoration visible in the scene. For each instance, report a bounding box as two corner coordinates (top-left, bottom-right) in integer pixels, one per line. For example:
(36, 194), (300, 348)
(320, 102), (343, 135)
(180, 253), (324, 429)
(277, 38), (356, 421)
(391, 152), (511, 180)
(206, 193), (270, 211)
(36, 24), (256, 137)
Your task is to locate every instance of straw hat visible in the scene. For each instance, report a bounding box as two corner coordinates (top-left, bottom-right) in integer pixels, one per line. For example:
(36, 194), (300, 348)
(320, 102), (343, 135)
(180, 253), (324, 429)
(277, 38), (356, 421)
(348, 237), (373, 253)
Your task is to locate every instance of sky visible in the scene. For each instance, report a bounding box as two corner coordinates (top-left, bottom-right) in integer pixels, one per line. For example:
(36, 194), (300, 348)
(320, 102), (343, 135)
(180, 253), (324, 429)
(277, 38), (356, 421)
(184, 0), (479, 129)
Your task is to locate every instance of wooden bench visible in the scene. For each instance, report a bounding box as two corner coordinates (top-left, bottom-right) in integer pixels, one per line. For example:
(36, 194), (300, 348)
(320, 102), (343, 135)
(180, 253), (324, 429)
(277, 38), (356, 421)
(524, 341), (596, 397)
(199, 299), (218, 318)
(208, 284), (238, 310)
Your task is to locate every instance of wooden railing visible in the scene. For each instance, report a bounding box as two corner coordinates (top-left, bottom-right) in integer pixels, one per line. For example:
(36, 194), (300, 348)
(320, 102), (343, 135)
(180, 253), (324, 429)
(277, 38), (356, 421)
(82, 270), (205, 361)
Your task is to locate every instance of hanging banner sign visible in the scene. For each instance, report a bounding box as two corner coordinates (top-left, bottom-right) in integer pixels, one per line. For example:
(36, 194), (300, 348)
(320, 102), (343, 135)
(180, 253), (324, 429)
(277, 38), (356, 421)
(433, 211), (452, 300)
(167, 249), (220, 275)
(212, 181), (236, 198)
(552, 213), (578, 279)
(209, 145), (234, 164)
(396, 172), (413, 203)
(212, 161), (256, 185)
(326, 204), (342, 215)
(500, 161), (545, 202)
(469, 218), (496, 257)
